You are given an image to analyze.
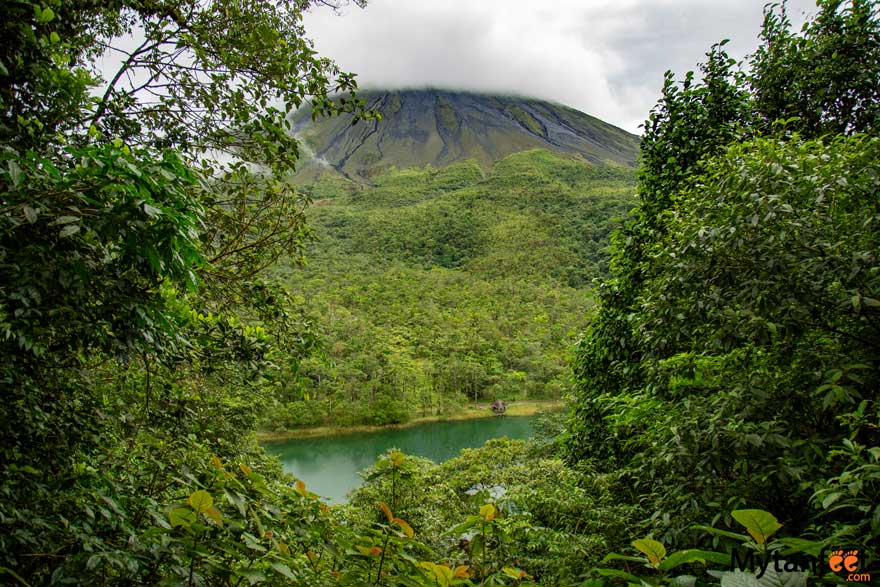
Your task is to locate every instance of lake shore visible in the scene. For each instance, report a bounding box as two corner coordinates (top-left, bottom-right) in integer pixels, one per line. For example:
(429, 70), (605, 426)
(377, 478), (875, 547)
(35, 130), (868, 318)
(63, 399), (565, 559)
(257, 399), (564, 442)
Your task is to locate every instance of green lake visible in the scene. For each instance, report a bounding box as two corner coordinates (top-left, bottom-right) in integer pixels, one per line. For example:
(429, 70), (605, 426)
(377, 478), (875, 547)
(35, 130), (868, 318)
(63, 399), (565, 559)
(264, 415), (537, 503)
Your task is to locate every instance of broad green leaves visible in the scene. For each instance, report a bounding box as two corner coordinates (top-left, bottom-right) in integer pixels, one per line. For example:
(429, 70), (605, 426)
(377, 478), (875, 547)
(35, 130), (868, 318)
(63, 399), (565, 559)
(169, 490), (223, 530)
(633, 538), (667, 567)
(659, 549), (731, 571)
(731, 510), (782, 545)
(187, 490), (213, 514)
(480, 503), (497, 522)
(420, 561), (456, 586)
(36, 6), (54, 23)
(169, 507), (196, 528)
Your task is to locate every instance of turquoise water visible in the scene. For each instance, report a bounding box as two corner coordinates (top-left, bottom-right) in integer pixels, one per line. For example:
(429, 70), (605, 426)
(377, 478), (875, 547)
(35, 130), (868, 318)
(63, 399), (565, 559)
(263, 415), (536, 503)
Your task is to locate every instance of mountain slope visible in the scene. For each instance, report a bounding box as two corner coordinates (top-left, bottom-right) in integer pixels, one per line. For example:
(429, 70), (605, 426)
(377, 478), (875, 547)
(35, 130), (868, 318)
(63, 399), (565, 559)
(266, 150), (637, 429)
(265, 90), (642, 428)
(291, 89), (640, 180)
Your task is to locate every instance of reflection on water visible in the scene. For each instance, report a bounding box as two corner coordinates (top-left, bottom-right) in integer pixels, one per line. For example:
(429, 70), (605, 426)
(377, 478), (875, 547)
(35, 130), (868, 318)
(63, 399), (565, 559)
(263, 416), (536, 503)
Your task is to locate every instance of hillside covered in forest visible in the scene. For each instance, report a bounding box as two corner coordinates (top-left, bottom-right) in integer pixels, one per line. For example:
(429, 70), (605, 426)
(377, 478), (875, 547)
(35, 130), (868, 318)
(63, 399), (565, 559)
(265, 147), (636, 429)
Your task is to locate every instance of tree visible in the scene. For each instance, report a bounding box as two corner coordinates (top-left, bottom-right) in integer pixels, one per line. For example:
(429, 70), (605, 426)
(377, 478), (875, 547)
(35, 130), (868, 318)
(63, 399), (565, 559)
(567, 0), (880, 552)
(750, 0), (880, 136)
(566, 42), (749, 466)
(1, 1), (370, 582)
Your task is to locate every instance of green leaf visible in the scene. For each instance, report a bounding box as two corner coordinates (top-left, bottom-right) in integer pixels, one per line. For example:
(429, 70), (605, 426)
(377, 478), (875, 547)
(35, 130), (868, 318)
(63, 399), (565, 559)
(593, 567), (644, 583)
(188, 489), (213, 514)
(271, 562), (296, 580)
(8, 160), (22, 187)
(717, 566), (806, 587)
(731, 510), (782, 545)
(0, 565), (33, 587)
(49, 31), (60, 44)
(821, 492), (842, 509)
(777, 538), (827, 557)
(168, 507), (195, 527)
(224, 488), (247, 516)
(22, 206), (37, 224)
(39, 7), (55, 23)
(502, 567), (527, 579)
(142, 203), (163, 218)
(448, 515), (481, 535)
(420, 562), (453, 587)
(59, 224), (80, 238)
(601, 553), (648, 565)
(469, 533), (484, 558)
(659, 549), (731, 571)
(633, 538), (666, 566)
(242, 532), (266, 552)
(719, 570), (759, 587)
(692, 525), (751, 542)
(236, 567), (266, 586)
(672, 576), (698, 587)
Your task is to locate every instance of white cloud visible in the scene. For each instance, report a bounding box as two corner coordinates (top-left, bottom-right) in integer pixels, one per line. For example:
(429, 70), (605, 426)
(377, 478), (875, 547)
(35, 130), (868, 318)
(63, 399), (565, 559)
(303, 0), (819, 133)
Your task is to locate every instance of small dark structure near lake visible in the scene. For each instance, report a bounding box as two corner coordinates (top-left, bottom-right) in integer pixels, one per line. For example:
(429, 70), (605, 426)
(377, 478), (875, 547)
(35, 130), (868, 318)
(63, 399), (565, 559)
(491, 400), (506, 414)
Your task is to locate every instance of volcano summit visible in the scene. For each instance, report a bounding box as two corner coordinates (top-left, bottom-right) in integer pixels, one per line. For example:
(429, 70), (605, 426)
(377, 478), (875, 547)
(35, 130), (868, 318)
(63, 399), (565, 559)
(291, 89), (640, 180)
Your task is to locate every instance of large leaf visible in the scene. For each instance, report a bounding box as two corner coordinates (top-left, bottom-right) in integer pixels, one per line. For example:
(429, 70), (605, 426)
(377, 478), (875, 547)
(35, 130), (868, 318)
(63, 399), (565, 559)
(720, 570), (759, 587)
(593, 567), (644, 583)
(755, 565), (806, 587)
(188, 490), (214, 514)
(659, 549), (731, 571)
(633, 539), (666, 567)
(22, 205), (36, 223)
(420, 562), (453, 587)
(379, 501), (394, 523)
(601, 553), (648, 565)
(448, 515), (481, 535)
(236, 567), (266, 586)
(168, 507), (196, 528)
(717, 566), (806, 587)
(692, 525), (750, 542)
(394, 517), (414, 538)
(271, 562), (296, 580)
(777, 538), (826, 557)
(671, 575), (698, 587)
(731, 510), (782, 545)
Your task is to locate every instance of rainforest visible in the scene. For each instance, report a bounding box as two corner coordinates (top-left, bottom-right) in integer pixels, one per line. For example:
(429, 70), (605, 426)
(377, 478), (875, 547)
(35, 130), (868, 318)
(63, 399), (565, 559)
(0, 0), (878, 585)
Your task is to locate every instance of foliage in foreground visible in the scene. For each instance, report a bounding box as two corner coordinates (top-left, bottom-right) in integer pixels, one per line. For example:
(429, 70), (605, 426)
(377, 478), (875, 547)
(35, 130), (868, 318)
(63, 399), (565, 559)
(341, 438), (871, 586)
(0, 0), (363, 582)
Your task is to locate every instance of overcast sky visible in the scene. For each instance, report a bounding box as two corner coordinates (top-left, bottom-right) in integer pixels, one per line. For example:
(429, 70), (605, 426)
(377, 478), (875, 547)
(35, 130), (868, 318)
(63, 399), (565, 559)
(303, 0), (819, 134)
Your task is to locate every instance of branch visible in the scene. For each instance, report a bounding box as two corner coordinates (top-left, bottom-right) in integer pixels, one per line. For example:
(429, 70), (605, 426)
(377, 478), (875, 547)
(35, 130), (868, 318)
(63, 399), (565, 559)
(91, 37), (167, 127)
